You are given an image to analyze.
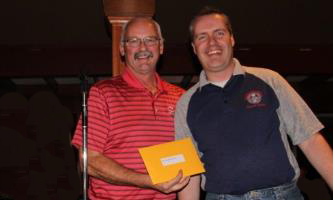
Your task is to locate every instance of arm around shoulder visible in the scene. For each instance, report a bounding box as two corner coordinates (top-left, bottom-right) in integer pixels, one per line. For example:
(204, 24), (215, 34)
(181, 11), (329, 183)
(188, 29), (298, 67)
(298, 132), (333, 190)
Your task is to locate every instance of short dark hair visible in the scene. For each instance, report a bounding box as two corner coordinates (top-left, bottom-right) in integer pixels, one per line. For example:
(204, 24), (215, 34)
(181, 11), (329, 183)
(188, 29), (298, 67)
(189, 6), (233, 40)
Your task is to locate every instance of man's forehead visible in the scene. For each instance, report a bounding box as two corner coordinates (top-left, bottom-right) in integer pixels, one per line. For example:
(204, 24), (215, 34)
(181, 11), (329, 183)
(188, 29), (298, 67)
(193, 14), (227, 33)
(125, 19), (157, 37)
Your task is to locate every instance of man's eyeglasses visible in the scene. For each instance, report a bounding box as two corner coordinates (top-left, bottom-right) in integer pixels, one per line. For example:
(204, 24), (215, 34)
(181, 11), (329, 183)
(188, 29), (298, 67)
(123, 37), (160, 47)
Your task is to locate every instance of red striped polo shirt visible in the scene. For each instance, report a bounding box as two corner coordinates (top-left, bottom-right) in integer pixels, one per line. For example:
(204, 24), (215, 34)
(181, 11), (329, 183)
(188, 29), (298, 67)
(72, 67), (184, 200)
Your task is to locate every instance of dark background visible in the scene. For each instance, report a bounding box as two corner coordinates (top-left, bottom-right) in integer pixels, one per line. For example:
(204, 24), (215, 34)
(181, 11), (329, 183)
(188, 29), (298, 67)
(0, 0), (333, 199)
(1, 0), (333, 45)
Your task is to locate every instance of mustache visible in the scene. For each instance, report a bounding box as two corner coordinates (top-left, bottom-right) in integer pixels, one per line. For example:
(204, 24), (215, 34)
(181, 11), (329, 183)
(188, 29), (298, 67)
(134, 51), (153, 60)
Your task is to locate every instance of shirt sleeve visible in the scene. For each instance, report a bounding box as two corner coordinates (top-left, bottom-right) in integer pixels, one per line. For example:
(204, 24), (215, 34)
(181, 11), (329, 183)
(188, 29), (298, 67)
(72, 85), (110, 153)
(174, 95), (192, 140)
(174, 87), (202, 155)
(270, 71), (324, 145)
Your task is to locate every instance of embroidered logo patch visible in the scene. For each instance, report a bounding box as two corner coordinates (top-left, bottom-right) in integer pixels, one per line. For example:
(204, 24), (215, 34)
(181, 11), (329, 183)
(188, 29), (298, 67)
(168, 106), (175, 116)
(244, 90), (266, 108)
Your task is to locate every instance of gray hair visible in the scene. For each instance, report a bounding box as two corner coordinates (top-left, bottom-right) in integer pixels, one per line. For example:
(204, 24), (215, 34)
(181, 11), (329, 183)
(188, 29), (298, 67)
(120, 18), (164, 44)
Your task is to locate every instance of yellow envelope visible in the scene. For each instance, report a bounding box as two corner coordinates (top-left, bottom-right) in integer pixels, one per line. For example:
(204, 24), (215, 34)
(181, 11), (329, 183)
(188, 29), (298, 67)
(139, 138), (205, 184)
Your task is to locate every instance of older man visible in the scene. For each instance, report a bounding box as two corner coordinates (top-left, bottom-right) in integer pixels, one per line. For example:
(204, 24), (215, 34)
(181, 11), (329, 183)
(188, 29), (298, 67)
(176, 7), (333, 200)
(72, 17), (189, 200)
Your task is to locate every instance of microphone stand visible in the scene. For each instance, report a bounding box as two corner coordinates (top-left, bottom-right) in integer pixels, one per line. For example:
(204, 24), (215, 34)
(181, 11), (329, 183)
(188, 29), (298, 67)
(80, 73), (89, 200)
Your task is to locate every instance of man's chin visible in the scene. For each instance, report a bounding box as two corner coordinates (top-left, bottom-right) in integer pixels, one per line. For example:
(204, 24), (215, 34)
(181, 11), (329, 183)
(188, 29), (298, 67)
(205, 63), (229, 72)
(138, 64), (156, 73)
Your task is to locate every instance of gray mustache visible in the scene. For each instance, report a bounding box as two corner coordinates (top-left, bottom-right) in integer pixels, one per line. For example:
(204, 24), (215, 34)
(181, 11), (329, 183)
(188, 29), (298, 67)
(134, 51), (153, 60)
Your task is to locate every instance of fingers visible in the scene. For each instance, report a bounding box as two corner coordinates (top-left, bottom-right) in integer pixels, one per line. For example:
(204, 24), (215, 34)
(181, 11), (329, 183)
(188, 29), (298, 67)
(166, 170), (183, 186)
(171, 175), (190, 191)
(179, 175), (190, 185)
(154, 170), (190, 194)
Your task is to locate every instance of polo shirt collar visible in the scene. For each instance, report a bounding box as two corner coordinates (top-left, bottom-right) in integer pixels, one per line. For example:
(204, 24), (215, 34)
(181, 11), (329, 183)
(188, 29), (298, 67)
(121, 67), (165, 92)
(198, 58), (245, 89)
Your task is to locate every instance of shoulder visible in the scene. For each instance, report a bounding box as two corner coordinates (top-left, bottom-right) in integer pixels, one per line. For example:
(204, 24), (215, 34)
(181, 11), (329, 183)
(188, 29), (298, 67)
(243, 66), (287, 86)
(87, 76), (128, 99)
(162, 81), (186, 96)
(92, 75), (126, 90)
(244, 66), (281, 78)
(178, 82), (200, 106)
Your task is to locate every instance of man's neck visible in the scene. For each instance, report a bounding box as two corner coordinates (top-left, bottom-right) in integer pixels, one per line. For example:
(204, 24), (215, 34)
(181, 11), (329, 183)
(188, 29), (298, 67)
(133, 71), (158, 94)
(206, 61), (235, 82)
(141, 77), (157, 94)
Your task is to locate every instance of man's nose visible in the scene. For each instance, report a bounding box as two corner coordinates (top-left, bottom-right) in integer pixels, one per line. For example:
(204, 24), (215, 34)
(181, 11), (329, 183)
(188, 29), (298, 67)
(139, 40), (148, 50)
(208, 36), (218, 45)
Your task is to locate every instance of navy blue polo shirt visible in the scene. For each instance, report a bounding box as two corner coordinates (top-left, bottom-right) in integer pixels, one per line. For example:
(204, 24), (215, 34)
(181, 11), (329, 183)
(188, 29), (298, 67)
(175, 59), (323, 194)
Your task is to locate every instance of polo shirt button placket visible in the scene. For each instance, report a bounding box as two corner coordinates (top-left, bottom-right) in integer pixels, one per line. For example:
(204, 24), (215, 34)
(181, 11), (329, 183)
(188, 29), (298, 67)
(151, 100), (158, 120)
(152, 90), (163, 120)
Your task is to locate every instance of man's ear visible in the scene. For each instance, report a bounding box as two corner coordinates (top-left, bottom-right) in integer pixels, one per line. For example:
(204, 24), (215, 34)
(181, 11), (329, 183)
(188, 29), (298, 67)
(191, 42), (197, 55)
(159, 41), (164, 55)
(119, 44), (125, 56)
(231, 35), (235, 47)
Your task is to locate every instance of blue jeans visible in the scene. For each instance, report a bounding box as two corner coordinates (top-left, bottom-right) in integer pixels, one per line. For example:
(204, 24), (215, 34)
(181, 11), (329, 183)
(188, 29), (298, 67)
(205, 181), (304, 200)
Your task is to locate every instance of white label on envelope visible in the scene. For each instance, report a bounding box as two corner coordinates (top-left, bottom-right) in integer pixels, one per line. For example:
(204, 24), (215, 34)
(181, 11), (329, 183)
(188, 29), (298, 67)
(160, 154), (185, 166)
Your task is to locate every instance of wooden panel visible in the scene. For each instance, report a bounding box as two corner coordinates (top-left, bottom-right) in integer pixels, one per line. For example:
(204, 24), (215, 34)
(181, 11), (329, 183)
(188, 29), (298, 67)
(234, 45), (333, 75)
(159, 44), (333, 75)
(1, 45), (333, 77)
(0, 45), (113, 77)
(103, 0), (155, 17)
(107, 18), (128, 76)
